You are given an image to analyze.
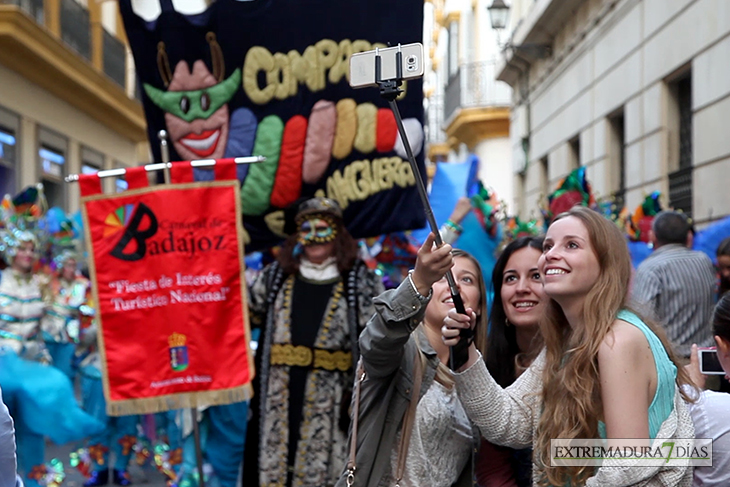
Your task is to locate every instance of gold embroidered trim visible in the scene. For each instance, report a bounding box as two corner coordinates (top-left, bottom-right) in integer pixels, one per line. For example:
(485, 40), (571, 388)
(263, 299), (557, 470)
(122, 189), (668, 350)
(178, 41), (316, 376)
(270, 343), (352, 372)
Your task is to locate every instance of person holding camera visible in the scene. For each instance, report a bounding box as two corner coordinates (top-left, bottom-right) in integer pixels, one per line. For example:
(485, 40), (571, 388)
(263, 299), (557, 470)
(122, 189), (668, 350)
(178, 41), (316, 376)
(684, 294), (730, 486)
(336, 234), (485, 487)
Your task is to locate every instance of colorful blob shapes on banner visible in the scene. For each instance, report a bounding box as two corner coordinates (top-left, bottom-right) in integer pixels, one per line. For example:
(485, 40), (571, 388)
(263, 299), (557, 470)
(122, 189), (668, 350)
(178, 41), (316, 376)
(242, 115), (284, 216)
(223, 107), (258, 176)
(376, 109), (397, 153)
(302, 100), (337, 184)
(354, 102), (377, 153)
(627, 191), (662, 243)
(103, 204), (135, 238)
(394, 118), (424, 159)
(270, 115), (307, 208)
(545, 167), (594, 222)
(332, 98), (357, 160)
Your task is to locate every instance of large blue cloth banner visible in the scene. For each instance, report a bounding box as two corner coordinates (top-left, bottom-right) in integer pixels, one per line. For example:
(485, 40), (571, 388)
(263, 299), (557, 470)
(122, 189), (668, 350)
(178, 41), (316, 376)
(412, 156), (499, 309)
(120, 0), (426, 251)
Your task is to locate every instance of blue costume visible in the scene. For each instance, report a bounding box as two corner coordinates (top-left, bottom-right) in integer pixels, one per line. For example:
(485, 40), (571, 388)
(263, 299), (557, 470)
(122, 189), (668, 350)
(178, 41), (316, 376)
(178, 402), (248, 487)
(78, 351), (139, 486)
(0, 265), (104, 487)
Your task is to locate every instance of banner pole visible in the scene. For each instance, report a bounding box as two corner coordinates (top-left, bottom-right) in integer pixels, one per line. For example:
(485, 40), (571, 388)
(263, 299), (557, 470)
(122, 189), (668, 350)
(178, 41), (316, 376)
(156, 132), (206, 487)
(159, 130), (172, 185)
(191, 407), (207, 487)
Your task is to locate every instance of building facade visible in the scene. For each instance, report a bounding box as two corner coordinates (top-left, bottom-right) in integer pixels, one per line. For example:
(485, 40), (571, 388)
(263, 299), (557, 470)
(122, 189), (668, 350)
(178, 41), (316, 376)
(0, 0), (148, 214)
(499, 0), (730, 225)
(424, 0), (514, 207)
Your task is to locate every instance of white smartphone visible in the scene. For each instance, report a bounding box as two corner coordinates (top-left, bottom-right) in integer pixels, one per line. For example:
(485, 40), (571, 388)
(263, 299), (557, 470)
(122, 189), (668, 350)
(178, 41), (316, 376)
(699, 347), (725, 375)
(349, 43), (425, 89)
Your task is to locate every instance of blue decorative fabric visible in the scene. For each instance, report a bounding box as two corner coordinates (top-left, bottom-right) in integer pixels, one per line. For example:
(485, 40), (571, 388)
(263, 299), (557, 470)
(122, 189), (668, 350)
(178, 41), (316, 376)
(80, 368), (139, 471)
(45, 341), (76, 380)
(0, 350), (104, 444)
(0, 349), (104, 485)
(179, 402), (249, 487)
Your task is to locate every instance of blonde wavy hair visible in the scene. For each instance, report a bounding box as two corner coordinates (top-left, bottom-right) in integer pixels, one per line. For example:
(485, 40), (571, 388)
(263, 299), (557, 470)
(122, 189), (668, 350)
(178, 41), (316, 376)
(418, 249), (489, 388)
(534, 206), (694, 486)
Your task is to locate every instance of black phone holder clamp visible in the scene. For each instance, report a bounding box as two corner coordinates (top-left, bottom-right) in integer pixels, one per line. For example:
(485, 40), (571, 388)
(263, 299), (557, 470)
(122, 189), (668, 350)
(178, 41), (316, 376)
(374, 46), (403, 101)
(374, 45), (473, 371)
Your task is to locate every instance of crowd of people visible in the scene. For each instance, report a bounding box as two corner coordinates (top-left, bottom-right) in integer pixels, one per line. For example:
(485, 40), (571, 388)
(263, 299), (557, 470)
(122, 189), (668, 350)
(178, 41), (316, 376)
(1, 190), (730, 487)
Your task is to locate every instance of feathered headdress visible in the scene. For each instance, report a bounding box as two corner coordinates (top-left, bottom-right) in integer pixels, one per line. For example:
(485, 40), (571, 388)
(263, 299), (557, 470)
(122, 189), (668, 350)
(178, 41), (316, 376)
(544, 167), (595, 223)
(469, 182), (501, 238)
(626, 191), (663, 243)
(0, 184), (49, 264)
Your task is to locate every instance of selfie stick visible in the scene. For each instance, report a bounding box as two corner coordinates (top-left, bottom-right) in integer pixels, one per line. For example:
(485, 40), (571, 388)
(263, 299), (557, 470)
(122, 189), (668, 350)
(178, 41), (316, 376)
(374, 45), (472, 370)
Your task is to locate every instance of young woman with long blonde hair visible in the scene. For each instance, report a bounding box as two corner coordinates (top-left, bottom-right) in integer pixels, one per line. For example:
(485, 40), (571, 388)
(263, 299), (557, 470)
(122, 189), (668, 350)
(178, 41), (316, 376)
(443, 206), (696, 486)
(337, 235), (487, 487)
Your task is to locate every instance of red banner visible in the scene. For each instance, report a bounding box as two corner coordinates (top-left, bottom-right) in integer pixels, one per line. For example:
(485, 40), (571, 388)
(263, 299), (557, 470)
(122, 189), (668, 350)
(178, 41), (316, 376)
(82, 182), (253, 415)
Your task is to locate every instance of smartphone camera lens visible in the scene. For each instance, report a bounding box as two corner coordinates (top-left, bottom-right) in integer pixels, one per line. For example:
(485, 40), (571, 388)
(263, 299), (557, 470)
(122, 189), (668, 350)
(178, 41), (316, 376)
(406, 55), (417, 71)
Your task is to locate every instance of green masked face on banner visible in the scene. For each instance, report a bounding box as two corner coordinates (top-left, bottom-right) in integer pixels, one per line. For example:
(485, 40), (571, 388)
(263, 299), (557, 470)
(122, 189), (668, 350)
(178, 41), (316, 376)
(143, 68), (242, 123)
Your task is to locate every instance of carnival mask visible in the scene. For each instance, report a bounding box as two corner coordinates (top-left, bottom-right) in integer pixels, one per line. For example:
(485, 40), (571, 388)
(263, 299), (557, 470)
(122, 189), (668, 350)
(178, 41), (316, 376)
(297, 216), (337, 246)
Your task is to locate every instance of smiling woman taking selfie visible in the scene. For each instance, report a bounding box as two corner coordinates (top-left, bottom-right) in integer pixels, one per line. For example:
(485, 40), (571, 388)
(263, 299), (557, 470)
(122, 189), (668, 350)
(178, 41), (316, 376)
(443, 206), (696, 486)
(337, 233), (486, 487)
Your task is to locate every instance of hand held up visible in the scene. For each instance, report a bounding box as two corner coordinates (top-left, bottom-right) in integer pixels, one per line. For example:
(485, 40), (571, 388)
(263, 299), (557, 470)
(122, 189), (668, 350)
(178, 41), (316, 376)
(410, 232), (454, 295)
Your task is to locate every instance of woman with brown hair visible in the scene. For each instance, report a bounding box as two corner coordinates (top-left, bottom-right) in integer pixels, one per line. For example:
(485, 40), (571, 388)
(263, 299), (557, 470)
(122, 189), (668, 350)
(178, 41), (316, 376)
(478, 236), (545, 487)
(443, 206), (696, 486)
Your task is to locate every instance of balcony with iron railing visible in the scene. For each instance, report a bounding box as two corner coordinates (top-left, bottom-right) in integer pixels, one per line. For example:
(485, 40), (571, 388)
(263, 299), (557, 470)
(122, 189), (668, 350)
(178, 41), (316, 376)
(60, 0), (89, 60)
(444, 60), (512, 123)
(0, 0), (145, 140)
(442, 60), (512, 150)
(103, 28), (126, 88)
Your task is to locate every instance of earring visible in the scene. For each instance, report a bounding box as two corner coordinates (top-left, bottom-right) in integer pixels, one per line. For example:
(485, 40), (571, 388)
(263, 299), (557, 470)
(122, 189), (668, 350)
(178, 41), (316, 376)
(505, 318), (512, 328)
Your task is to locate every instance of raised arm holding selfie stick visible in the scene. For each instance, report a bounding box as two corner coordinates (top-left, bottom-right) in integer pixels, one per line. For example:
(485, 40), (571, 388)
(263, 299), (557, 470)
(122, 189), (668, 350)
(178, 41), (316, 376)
(351, 44), (473, 370)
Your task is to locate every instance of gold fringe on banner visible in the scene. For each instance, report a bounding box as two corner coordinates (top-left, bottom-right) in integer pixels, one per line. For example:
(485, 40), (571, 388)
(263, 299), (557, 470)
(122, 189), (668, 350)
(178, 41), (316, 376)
(107, 383), (254, 416)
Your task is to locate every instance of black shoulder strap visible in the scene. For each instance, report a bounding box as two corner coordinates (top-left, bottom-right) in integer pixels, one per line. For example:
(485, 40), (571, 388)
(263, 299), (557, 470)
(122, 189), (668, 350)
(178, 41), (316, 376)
(343, 260), (364, 370)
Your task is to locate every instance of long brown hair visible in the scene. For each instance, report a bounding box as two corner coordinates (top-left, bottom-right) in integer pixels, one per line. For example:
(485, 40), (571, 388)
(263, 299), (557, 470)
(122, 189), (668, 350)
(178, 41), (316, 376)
(486, 236), (545, 388)
(534, 206), (693, 486)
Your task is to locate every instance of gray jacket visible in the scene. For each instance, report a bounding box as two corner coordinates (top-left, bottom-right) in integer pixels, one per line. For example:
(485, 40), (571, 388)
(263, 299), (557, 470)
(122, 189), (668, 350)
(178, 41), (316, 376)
(336, 279), (477, 487)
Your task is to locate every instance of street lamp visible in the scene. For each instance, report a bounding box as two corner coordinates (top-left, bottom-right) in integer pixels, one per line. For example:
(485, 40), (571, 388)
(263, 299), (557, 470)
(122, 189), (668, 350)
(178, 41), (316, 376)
(487, 0), (510, 31)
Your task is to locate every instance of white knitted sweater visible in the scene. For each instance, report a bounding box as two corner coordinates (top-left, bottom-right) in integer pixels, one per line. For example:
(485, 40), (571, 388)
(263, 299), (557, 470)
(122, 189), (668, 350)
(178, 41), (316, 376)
(454, 350), (695, 486)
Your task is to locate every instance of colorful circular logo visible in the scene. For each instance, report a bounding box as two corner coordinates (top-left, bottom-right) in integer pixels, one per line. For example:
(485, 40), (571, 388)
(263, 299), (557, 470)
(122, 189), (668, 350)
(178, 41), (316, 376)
(103, 204), (135, 238)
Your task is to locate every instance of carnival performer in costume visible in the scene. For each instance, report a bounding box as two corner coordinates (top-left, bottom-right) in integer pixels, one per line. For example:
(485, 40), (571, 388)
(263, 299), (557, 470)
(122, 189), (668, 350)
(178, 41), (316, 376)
(75, 296), (139, 487)
(243, 197), (384, 487)
(41, 250), (90, 379)
(0, 228), (104, 487)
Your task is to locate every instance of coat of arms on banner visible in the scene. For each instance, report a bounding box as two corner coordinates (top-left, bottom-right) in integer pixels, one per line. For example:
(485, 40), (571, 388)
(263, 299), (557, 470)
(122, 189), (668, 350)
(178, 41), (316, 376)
(168, 333), (189, 372)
